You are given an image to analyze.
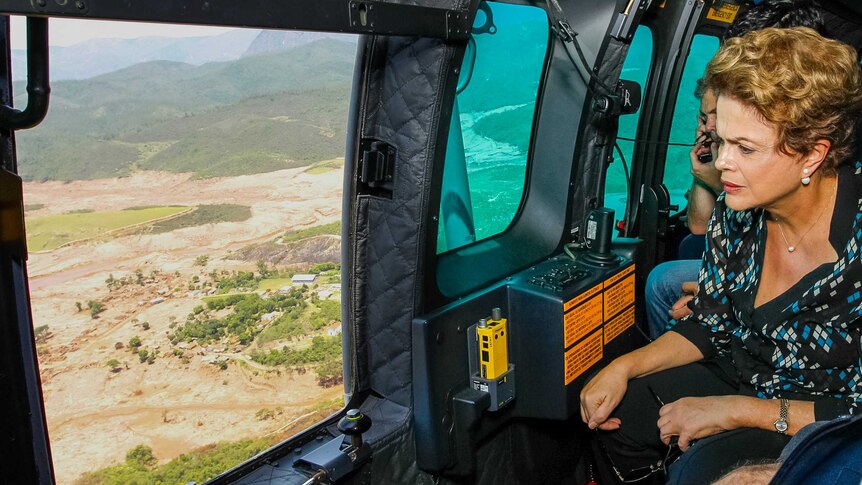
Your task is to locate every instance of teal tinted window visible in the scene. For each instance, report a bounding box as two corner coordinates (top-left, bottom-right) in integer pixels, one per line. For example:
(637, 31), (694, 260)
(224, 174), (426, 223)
(436, 2), (549, 253)
(664, 34), (720, 208)
(606, 25), (653, 219)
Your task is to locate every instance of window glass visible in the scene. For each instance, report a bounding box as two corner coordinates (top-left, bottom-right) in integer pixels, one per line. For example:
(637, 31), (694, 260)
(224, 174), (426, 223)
(15, 18), (350, 484)
(663, 34), (720, 209)
(606, 25), (653, 220)
(436, 2), (549, 253)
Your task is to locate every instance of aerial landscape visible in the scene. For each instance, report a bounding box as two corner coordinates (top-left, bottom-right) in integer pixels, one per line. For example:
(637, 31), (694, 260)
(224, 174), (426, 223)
(16, 27), (356, 484)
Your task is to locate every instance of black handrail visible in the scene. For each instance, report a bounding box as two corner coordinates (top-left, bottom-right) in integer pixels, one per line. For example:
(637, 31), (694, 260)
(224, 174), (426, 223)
(0, 17), (49, 130)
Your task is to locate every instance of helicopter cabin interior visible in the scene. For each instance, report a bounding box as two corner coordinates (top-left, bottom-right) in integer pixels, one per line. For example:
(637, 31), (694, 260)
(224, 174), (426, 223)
(1, 0), (862, 484)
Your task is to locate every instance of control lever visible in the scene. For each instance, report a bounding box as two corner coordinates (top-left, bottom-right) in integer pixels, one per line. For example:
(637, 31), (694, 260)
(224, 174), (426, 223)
(295, 409), (373, 483)
(579, 207), (621, 267)
(338, 409), (372, 453)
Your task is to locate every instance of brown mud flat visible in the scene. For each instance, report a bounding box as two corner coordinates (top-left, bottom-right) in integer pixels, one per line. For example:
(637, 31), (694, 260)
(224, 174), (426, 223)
(23, 168), (344, 483)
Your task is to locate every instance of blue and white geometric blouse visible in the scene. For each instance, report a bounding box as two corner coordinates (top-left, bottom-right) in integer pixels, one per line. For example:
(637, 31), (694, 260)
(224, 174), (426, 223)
(671, 161), (862, 420)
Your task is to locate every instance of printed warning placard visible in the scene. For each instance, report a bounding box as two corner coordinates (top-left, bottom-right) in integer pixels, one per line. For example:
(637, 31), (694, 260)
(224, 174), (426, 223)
(564, 330), (603, 385)
(604, 273), (635, 321)
(706, 3), (739, 24)
(564, 294), (603, 348)
(604, 305), (635, 345)
(604, 264), (635, 288)
(564, 282), (602, 312)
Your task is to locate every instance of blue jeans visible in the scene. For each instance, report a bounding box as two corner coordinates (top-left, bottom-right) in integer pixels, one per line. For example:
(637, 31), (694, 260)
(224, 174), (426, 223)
(644, 259), (701, 339)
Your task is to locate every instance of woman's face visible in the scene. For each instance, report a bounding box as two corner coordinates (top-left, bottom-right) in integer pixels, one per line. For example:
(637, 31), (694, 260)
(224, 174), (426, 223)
(713, 96), (807, 211)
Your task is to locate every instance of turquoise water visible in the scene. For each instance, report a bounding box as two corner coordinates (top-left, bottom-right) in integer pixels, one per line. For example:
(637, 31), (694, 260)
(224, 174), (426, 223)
(444, 12), (719, 249)
(438, 2), (548, 252)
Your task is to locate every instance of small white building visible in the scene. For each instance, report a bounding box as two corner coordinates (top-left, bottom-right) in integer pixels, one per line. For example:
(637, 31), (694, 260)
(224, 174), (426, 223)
(292, 274), (318, 285)
(261, 311), (280, 322)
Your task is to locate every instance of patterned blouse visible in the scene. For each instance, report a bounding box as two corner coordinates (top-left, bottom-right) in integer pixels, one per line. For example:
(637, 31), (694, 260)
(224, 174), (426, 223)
(671, 162), (862, 420)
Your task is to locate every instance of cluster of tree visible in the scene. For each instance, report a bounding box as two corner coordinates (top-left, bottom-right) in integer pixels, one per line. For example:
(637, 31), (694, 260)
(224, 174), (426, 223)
(87, 300), (105, 319)
(105, 269), (159, 291)
(308, 262), (340, 274)
(124, 336), (156, 364)
(213, 260), (303, 293)
(215, 271), (258, 292)
(249, 335), (342, 386)
(170, 292), (305, 346)
(74, 439), (272, 485)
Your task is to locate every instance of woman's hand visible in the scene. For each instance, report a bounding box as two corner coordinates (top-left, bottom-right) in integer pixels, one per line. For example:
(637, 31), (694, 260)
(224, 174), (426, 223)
(656, 395), (741, 450)
(668, 281), (698, 320)
(689, 144), (723, 194)
(579, 361), (631, 430)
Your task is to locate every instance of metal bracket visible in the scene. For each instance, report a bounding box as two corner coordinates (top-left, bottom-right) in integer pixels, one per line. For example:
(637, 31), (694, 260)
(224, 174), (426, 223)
(348, 1), (471, 39)
(1, 0), (475, 40)
(358, 139), (395, 197)
(611, 0), (651, 42)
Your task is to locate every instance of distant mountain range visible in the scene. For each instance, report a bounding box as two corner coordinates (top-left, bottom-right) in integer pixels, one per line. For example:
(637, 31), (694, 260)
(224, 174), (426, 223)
(11, 29), (356, 81)
(13, 38), (357, 181)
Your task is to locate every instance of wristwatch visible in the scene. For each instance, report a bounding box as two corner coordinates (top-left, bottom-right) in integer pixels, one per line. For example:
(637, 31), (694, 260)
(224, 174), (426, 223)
(773, 398), (789, 434)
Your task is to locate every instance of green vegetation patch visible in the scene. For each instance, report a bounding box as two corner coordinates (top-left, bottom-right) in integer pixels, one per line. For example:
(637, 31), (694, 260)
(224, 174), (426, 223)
(255, 299), (340, 344)
(200, 292), (254, 304)
(172, 290), (306, 346)
(130, 204), (251, 235)
(281, 221), (340, 243)
(26, 206), (189, 252)
(304, 158), (344, 175)
(74, 439), (272, 485)
(250, 335), (343, 386)
(17, 40), (357, 181)
(257, 277), (294, 292)
(251, 334), (341, 367)
(24, 203), (45, 211)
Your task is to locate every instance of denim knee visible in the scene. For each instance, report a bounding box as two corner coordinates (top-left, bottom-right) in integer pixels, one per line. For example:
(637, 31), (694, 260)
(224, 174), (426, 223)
(644, 260), (700, 339)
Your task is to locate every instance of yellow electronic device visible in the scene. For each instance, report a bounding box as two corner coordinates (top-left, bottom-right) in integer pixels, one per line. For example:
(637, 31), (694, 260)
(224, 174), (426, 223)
(476, 312), (508, 380)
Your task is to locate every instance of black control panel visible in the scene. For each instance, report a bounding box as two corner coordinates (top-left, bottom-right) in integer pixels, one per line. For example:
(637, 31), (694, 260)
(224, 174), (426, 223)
(413, 250), (643, 475)
(526, 260), (590, 292)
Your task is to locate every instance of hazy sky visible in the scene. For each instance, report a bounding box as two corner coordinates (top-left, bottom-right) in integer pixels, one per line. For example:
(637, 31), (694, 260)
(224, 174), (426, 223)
(10, 15), (236, 48)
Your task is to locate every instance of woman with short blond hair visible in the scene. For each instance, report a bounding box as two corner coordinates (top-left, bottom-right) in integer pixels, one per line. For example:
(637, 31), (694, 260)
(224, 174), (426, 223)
(581, 28), (862, 484)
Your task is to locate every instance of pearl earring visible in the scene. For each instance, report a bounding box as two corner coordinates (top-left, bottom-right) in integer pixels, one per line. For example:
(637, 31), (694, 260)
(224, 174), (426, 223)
(803, 168), (810, 175)
(802, 177), (811, 185)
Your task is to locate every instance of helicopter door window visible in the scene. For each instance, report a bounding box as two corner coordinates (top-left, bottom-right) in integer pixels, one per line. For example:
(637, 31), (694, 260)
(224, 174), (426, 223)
(663, 34), (720, 211)
(12, 17), (353, 483)
(606, 25), (654, 218)
(436, 1), (550, 254)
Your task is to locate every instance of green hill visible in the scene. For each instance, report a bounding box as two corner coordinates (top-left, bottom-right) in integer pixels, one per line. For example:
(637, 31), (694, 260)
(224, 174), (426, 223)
(14, 39), (356, 181)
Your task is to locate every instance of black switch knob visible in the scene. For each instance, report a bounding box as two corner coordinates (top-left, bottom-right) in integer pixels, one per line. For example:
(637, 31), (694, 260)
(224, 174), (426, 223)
(338, 409), (372, 449)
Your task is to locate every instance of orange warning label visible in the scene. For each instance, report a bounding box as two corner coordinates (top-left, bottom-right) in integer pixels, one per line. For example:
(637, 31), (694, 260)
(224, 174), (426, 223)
(564, 294), (603, 348)
(604, 305), (635, 345)
(604, 264), (635, 288)
(706, 3), (739, 24)
(604, 273), (635, 320)
(564, 282), (602, 312)
(565, 330), (603, 385)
